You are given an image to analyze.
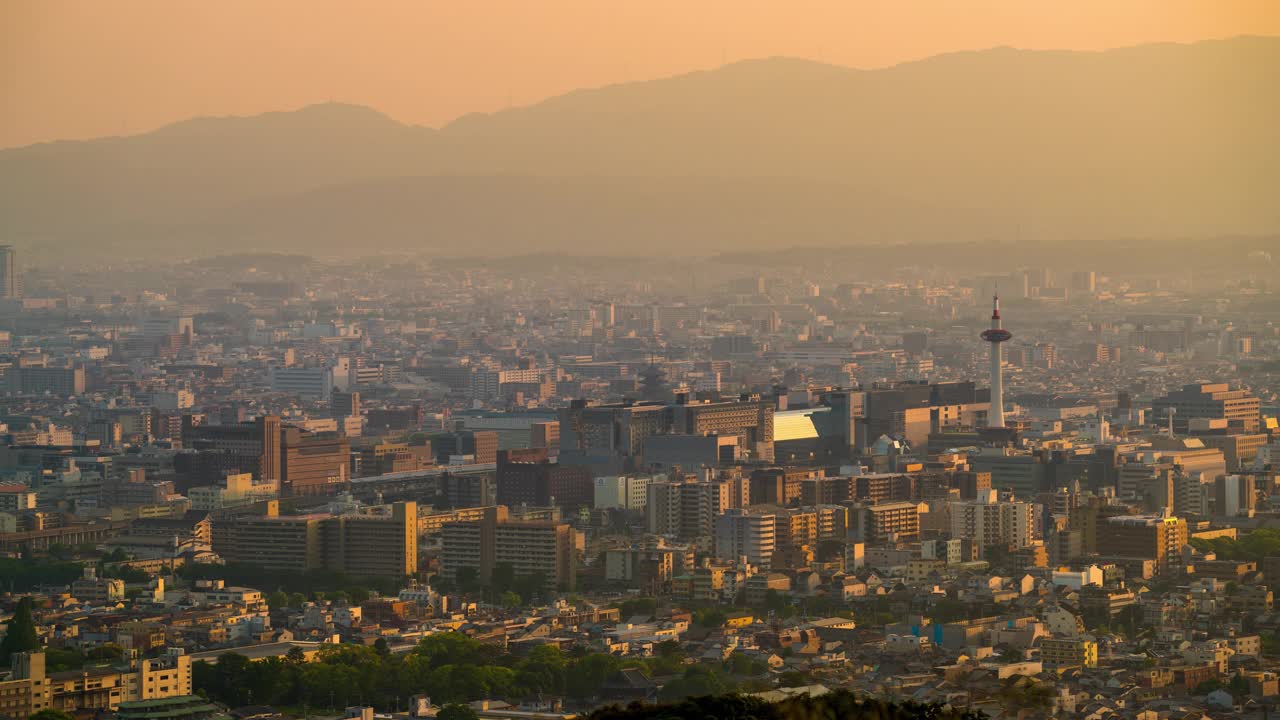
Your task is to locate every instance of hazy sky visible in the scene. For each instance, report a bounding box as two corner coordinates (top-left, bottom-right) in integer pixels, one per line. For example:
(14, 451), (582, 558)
(3, 0), (1277, 149)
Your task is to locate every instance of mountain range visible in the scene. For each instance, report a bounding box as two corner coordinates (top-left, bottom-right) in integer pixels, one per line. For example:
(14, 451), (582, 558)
(4, 36), (1277, 256)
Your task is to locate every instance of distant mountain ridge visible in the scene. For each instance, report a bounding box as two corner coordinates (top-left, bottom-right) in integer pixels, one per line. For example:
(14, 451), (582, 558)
(4, 36), (1277, 255)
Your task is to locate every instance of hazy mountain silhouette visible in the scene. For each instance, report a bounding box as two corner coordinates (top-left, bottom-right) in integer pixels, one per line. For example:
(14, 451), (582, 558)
(4, 36), (1276, 255)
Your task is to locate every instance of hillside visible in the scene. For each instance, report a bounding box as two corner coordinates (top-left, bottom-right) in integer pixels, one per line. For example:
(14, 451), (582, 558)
(3, 36), (1277, 255)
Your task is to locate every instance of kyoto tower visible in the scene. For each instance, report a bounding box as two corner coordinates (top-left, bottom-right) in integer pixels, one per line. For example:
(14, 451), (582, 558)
(980, 294), (1012, 428)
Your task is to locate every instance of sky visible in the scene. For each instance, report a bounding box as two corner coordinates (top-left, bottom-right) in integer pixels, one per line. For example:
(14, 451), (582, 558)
(2, 0), (1278, 149)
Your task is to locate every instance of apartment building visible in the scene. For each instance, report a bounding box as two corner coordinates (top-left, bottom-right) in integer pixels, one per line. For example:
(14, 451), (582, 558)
(440, 505), (577, 590)
(211, 501), (416, 578)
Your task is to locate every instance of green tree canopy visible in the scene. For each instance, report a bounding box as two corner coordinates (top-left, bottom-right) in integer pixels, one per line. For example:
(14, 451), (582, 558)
(0, 597), (40, 663)
(30, 710), (76, 720)
(438, 704), (479, 720)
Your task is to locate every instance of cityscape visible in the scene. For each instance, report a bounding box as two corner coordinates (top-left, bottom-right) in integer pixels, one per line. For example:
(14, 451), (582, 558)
(2, 4), (1280, 720)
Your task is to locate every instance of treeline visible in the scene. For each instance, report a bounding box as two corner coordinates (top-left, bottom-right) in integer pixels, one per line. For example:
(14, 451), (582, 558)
(1190, 529), (1280, 564)
(0, 558), (84, 592)
(194, 633), (782, 710)
(179, 561), (403, 597)
(589, 690), (987, 720)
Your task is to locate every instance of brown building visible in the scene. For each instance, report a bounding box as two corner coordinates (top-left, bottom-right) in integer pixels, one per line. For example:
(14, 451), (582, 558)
(181, 415), (281, 485)
(855, 473), (916, 503)
(496, 448), (592, 510)
(280, 428), (350, 496)
(853, 501), (920, 543)
(1097, 515), (1189, 576)
(749, 467), (816, 505)
(800, 476), (854, 505)
(951, 471), (992, 500)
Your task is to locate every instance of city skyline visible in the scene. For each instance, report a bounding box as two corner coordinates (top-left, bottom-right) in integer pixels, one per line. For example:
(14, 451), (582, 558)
(3, 4), (1279, 720)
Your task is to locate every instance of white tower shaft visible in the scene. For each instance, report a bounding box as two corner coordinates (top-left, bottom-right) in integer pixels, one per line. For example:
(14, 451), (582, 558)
(988, 296), (1005, 428)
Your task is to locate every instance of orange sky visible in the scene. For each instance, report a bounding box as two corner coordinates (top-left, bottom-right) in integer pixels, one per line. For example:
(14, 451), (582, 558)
(2, 0), (1278, 149)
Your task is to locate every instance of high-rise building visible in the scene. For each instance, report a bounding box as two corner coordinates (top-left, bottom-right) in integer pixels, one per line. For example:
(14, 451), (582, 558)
(0, 245), (21, 299)
(714, 508), (777, 568)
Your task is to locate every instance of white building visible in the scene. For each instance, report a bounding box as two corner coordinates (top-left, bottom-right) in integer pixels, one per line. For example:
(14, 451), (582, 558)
(594, 476), (652, 511)
(714, 508), (776, 568)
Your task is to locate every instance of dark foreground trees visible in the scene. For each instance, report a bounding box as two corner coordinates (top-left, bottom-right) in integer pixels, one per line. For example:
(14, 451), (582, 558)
(589, 690), (986, 720)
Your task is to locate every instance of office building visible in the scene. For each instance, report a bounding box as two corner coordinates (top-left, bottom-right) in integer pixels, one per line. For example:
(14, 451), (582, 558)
(1153, 383), (1262, 434)
(181, 415), (281, 485)
(432, 430), (498, 465)
(496, 448), (592, 510)
(279, 427), (349, 496)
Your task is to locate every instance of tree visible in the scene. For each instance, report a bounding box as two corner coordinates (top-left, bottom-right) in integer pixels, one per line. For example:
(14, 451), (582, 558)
(567, 653), (622, 699)
(455, 567), (481, 595)
(0, 597), (40, 663)
(693, 608), (727, 628)
(288, 592), (308, 608)
(659, 665), (734, 700)
(374, 637), (390, 656)
(501, 591), (523, 609)
(617, 597), (657, 619)
(87, 644), (125, 663)
(437, 704), (479, 720)
(491, 563), (517, 595)
(267, 591), (290, 610)
(29, 710), (75, 720)
(513, 572), (548, 603)
(777, 670), (809, 688)
(44, 648), (84, 672)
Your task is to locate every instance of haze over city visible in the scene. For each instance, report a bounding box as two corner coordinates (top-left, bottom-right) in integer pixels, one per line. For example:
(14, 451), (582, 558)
(1, 4), (1279, 720)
